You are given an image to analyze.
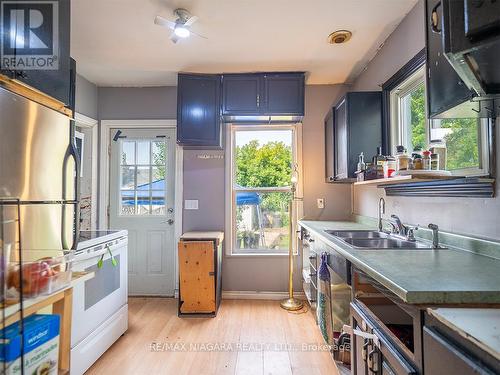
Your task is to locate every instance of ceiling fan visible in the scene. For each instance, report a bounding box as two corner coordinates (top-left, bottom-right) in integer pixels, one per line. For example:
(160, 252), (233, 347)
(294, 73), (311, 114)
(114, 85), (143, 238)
(154, 8), (205, 43)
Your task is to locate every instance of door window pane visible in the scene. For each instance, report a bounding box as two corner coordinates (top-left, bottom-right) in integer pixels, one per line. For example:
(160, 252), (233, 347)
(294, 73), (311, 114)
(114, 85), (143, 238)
(121, 141), (135, 165)
(136, 166), (150, 188)
(120, 166), (135, 190)
(137, 141), (150, 165)
(152, 141), (166, 165)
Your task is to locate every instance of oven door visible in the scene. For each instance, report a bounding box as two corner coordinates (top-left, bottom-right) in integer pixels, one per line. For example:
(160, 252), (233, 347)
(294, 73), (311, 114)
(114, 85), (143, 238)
(71, 239), (128, 347)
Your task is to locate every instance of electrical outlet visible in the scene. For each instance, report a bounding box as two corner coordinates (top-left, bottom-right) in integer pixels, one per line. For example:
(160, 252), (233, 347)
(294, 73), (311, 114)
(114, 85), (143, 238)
(317, 198), (325, 209)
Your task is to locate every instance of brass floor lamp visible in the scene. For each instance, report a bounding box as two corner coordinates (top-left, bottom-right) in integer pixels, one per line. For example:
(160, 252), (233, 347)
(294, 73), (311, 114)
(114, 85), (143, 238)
(280, 165), (304, 311)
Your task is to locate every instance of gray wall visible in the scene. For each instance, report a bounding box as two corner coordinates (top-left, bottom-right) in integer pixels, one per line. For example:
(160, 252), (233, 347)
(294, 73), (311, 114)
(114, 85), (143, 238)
(302, 84), (352, 220)
(351, 0), (425, 91)
(98, 87), (177, 119)
(350, 0), (500, 241)
(75, 74), (98, 119)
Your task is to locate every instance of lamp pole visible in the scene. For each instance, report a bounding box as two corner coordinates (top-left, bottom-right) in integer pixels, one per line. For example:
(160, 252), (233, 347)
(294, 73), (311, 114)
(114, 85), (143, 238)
(280, 165), (303, 311)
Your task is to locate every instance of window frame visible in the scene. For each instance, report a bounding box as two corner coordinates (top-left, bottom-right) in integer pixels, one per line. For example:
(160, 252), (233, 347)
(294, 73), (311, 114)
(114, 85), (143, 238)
(225, 123), (303, 256)
(387, 55), (490, 177)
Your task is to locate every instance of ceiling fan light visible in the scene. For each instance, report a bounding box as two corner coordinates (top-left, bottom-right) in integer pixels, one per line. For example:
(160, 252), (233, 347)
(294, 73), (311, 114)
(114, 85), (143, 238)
(174, 26), (190, 38)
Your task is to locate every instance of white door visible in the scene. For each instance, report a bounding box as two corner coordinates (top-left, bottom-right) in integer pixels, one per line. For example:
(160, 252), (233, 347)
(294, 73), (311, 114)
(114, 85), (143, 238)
(109, 128), (176, 296)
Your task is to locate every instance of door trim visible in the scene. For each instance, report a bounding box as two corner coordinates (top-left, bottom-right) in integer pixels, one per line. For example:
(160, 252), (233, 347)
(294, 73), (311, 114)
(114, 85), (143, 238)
(99, 119), (182, 292)
(75, 112), (98, 231)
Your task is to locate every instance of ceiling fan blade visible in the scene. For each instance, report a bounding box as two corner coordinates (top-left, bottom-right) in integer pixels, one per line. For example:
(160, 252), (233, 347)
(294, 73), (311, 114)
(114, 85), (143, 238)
(169, 33), (179, 44)
(184, 15), (198, 27)
(191, 29), (208, 39)
(155, 15), (176, 29)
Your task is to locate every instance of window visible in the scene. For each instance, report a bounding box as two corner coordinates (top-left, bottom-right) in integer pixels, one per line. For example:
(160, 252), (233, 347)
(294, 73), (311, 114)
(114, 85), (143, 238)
(227, 125), (301, 255)
(390, 67), (489, 176)
(119, 139), (167, 215)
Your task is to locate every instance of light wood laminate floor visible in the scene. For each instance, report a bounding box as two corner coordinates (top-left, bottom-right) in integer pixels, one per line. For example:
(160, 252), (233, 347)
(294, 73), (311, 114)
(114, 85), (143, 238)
(86, 298), (340, 375)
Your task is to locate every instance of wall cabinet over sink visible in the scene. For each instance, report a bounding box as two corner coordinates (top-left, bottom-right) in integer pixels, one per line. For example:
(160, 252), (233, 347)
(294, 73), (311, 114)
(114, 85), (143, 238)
(222, 72), (305, 117)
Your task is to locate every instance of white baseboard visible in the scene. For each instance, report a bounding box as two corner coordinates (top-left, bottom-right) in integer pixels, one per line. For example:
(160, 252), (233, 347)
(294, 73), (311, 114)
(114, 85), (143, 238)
(222, 291), (306, 301)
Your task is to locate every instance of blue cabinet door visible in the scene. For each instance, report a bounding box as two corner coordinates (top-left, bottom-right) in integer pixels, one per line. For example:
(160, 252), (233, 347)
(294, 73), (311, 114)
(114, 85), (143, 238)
(177, 73), (222, 147)
(0, 0), (72, 106)
(222, 74), (261, 115)
(264, 73), (305, 115)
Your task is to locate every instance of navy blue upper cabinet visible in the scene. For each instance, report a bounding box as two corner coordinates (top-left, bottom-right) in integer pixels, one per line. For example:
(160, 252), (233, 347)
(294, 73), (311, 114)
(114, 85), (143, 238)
(222, 72), (305, 116)
(0, 0), (72, 107)
(177, 73), (222, 147)
(222, 74), (261, 115)
(264, 73), (305, 115)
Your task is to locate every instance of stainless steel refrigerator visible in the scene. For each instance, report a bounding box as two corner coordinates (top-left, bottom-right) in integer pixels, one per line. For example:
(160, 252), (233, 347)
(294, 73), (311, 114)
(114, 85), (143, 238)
(0, 86), (79, 252)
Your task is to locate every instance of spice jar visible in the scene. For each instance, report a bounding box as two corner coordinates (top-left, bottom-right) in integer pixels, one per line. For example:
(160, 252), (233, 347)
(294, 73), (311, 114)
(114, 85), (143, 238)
(395, 146), (411, 171)
(413, 154), (423, 170)
(383, 157), (397, 178)
(431, 153), (439, 170)
(422, 150), (431, 170)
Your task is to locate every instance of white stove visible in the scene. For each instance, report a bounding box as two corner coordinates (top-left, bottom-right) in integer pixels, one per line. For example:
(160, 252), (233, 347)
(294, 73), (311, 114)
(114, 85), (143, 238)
(71, 230), (128, 375)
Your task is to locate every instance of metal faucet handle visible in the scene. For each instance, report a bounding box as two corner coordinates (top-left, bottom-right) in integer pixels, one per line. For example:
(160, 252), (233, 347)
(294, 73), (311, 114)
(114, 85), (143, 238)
(406, 225), (419, 241)
(428, 223), (439, 231)
(428, 223), (440, 248)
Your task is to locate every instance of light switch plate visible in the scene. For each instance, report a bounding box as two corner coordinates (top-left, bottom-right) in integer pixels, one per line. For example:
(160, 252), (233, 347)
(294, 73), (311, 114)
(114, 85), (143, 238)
(317, 198), (325, 209)
(185, 200), (199, 210)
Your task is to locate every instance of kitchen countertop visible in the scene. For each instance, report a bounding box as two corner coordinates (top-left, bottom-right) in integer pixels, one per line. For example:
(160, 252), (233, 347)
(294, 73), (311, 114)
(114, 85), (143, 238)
(427, 308), (500, 361)
(299, 220), (500, 304)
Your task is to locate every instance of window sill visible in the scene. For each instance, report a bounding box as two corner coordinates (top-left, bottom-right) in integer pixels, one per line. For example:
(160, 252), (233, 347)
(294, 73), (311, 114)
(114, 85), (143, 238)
(226, 252), (296, 258)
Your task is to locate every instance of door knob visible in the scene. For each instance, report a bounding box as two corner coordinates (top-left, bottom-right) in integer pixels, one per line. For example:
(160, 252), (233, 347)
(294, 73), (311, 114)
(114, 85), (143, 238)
(166, 219), (174, 225)
(167, 208), (174, 213)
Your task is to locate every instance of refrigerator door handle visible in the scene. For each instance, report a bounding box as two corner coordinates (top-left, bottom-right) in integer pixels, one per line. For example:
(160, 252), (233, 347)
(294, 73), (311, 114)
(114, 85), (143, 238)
(62, 140), (80, 250)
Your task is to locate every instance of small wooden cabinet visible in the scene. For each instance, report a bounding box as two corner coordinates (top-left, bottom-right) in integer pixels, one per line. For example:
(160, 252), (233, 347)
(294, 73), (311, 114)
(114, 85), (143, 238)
(222, 72), (305, 116)
(325, 91), (382, 181)
(178, 232), (223, 316)
(177, 73), (222, 148)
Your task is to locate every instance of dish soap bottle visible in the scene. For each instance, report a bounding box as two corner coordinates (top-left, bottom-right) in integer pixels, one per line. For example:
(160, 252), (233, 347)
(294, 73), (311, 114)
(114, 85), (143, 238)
(357, 152), (366, 172)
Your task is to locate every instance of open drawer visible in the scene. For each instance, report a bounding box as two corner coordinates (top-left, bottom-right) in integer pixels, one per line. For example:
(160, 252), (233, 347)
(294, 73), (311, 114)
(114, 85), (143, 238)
(349, 299), (419, 375)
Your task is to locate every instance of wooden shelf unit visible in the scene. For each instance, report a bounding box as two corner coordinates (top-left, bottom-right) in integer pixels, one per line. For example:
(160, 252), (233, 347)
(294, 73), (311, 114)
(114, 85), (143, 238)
(0, 272), (94, 373)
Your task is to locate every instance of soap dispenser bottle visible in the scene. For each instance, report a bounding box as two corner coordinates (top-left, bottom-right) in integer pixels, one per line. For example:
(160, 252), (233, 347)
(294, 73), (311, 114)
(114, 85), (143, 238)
(357, 152), (366, 172)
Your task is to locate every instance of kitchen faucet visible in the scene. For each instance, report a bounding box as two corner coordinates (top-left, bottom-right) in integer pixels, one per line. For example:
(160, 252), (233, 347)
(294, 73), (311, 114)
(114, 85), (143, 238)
(390, 214), (405, 235)
(389, 214), (418, 241)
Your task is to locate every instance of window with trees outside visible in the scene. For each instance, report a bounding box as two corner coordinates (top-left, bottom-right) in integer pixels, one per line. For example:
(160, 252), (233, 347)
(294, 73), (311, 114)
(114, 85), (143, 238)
(229, 126), (299, 254)
(391, 67), (489, 176)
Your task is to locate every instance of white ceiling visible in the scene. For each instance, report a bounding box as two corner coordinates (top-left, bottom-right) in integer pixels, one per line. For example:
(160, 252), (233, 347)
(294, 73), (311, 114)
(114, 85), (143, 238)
(71, 0), (418, 87)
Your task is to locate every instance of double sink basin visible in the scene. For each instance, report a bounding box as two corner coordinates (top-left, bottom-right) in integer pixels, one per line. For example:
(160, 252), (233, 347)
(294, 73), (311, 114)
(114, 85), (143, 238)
(325, 230), (435, 250)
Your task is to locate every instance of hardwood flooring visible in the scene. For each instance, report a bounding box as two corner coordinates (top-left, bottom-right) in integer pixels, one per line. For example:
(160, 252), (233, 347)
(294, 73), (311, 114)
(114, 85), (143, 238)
(86, 298), (340, 375)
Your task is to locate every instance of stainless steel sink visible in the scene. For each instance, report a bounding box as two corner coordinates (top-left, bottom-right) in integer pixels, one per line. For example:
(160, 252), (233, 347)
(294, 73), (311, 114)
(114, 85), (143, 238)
(324, 229), (436, 249)
(342, 237), (434, 249)
(324, 230), (390, 239)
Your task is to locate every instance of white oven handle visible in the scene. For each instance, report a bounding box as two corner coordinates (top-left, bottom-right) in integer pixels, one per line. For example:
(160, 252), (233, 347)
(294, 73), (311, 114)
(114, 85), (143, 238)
(74, 242), (126, 270)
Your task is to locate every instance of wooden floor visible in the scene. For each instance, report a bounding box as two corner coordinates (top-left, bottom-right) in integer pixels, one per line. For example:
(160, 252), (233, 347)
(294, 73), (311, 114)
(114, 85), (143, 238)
(86, 298), (340, 375)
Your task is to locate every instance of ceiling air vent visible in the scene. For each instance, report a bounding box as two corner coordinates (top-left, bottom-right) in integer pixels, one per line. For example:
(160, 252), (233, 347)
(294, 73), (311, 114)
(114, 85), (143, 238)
(328, 30), (352, 44)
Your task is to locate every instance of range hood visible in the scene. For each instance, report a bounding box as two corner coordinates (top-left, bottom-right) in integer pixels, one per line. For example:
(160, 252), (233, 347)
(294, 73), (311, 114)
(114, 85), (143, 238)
(441, 0), (500, 117)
